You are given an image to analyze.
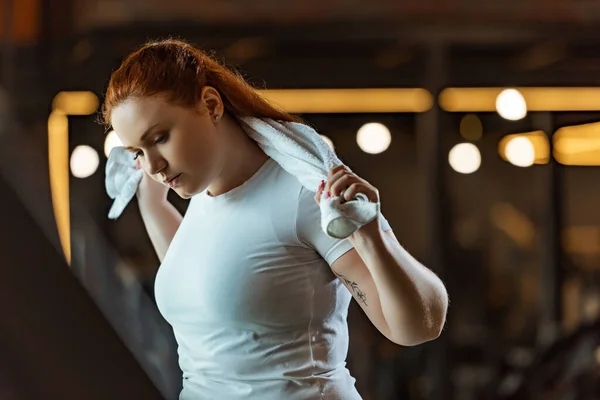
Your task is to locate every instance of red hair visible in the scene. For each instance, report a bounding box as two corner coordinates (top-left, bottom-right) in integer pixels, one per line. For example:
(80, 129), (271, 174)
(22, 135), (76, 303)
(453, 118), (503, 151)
(101, 38), (302, 126)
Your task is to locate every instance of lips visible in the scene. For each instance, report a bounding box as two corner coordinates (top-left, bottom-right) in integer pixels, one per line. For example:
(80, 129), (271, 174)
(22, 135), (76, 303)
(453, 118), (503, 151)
(165, 173), (182, 188)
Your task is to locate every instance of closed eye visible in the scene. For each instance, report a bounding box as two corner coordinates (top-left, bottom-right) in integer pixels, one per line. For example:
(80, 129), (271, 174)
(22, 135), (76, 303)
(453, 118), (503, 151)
(133, 150), (143, 160)
(154, 133), (168, 144)
(130, 133), (168, 160)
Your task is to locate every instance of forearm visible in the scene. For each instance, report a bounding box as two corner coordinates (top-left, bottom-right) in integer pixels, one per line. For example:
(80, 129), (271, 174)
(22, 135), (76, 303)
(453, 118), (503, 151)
(138, 198), (183, 262)
(349, 228), (448, 346)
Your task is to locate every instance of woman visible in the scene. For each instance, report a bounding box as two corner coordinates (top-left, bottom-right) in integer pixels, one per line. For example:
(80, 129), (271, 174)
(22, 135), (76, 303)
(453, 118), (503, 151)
(102, 39), (448, 400)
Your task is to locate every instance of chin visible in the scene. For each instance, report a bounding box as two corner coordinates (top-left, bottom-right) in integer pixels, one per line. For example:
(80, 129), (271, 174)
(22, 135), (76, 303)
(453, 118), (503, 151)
(174, 188), (193, 199)
(174, 183), (201, 199)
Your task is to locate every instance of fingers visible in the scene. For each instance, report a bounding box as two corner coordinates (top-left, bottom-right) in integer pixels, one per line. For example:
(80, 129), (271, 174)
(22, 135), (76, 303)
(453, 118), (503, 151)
(329, 174), (356, 196)
(326, 167), (355, 198)
(328, 165), (348, 176)
(342, 183), (362, 202)
(315, 165), (370, 205)
(314, 179), (325, 205)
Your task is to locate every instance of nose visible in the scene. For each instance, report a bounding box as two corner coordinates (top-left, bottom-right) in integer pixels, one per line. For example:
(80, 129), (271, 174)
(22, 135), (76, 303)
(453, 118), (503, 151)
(144, 152), (167, 176)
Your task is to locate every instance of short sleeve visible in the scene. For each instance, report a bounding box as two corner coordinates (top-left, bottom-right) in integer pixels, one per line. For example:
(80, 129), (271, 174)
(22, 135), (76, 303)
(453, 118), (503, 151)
(295, 187), (392, 266)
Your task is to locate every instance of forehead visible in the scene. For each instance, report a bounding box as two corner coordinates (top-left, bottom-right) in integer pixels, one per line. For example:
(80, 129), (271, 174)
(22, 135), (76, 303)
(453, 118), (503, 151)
(111, 97), (167, 130)
(110, 97), (173, 144)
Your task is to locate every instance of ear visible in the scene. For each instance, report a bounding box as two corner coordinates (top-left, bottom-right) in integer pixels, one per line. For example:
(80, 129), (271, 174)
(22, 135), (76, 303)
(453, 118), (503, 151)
(200, 86), (224, 121)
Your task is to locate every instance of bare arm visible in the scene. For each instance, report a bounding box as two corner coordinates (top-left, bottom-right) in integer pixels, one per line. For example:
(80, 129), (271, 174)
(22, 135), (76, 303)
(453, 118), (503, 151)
(138, 198), (182, 262)
(334, 225), (448, 346)
(318, 165), (447, 346)
(135, 166), (182, 262)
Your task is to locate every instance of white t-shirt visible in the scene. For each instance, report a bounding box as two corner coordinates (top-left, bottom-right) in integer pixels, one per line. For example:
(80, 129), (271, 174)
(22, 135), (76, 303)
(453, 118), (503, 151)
(155, 157), (391, 400)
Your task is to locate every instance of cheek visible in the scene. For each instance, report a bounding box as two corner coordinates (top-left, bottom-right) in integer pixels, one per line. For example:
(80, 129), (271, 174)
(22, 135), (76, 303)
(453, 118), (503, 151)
(173, 120), (220, 168)
(141, 160), (160, 180)
(189, 133), (219, 162)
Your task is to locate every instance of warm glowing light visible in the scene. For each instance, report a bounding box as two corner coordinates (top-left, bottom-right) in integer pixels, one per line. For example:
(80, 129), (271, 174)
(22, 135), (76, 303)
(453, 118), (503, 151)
(104, 130), (123, 157)
(448, 143), (481, 174)
(439, 87), (600, 112)
(49, 91), (100, 266)
(48, 109), (70, 264)
(52, 91), (99, 115)
(505, 137), (535, 167)
(356, 123), (392, 154)
(261, 88), (433, 113)
(498, 131), (549, 164)
(496, 89), (527, 121)
(554, 122), (600, 165)
(70, 145), (99, 178)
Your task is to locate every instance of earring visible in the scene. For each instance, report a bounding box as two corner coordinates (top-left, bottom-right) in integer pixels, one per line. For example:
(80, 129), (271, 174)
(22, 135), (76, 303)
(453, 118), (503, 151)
(215, 115), (221, 121)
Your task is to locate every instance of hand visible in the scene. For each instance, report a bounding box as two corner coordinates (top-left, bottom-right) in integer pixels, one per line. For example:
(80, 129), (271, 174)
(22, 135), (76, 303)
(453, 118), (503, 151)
(135, 159), (169, 204)
(314, 165), (380, 205)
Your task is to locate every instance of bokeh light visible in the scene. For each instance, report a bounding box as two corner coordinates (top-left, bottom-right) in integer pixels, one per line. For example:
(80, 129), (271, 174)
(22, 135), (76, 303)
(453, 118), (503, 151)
(356, 123), (392, 154)
(496, 89), (527, 121)
(448, 143), (481, 174)
(104, 130), (123, 157)
(505, 137), (535, 167)
(70, 145), (99, 178)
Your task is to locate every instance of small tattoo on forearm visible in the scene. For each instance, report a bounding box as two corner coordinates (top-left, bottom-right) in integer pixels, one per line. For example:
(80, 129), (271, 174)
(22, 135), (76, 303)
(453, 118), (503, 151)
(336, 273), (368, 306)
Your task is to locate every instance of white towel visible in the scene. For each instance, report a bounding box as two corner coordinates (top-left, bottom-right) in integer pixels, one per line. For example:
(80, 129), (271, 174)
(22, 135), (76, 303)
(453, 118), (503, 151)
(238, 117), (379, 238)
(106, 117), (379, 239)
(105, 146), (143, 220)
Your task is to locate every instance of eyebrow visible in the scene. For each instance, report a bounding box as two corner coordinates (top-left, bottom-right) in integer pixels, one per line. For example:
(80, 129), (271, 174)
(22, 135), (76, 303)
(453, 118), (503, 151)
(122, 123), (160, 151)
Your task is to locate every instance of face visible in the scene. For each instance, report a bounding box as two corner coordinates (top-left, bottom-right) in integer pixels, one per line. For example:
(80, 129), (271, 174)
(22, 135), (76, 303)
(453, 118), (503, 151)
(111, 94), (223, 199)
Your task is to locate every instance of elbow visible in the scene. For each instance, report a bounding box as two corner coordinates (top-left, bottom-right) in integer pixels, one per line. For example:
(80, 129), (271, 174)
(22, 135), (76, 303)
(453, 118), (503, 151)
(422, 312), (447, 344)
(393, 322), (445, 347)
(390, 328), (441, 347)
(430, 290), (449, 337)
(425, 288), (449, 342)
(392, 291), (449, 347)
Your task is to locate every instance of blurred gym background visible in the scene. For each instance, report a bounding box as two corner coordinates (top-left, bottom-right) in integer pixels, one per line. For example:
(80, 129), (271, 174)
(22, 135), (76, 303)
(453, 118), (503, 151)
(1, 1), (600, 399)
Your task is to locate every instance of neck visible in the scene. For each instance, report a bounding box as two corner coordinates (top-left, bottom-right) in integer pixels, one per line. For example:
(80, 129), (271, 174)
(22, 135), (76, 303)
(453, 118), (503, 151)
(206, 115), (268, 197)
